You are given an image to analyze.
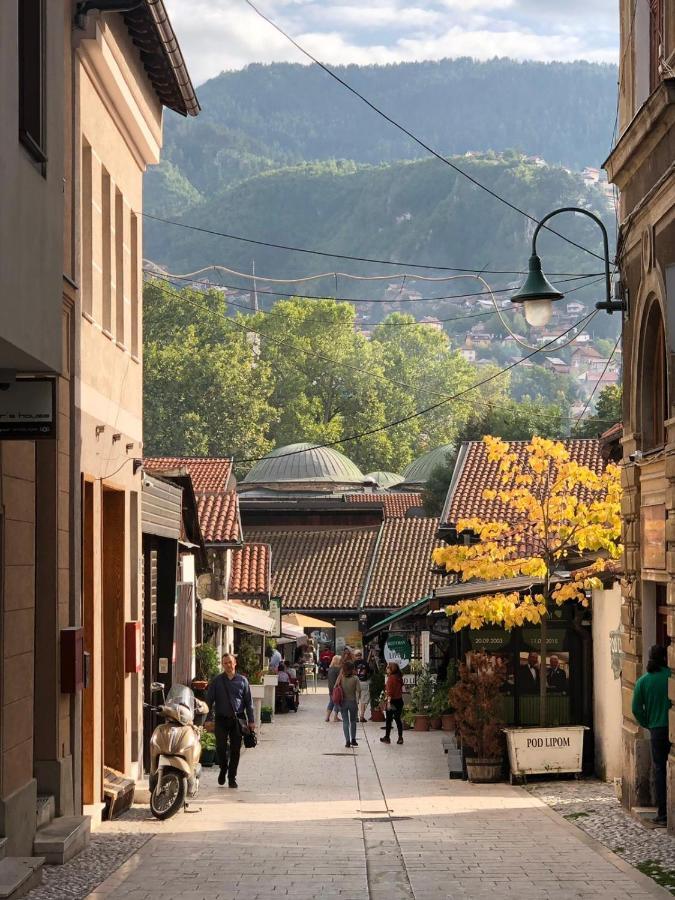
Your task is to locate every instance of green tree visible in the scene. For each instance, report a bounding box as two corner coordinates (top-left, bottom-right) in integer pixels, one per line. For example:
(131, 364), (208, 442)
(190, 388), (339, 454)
(510, 364), (579, 406)
(576, 385), (622, 437)
(143, 280), (277, 460)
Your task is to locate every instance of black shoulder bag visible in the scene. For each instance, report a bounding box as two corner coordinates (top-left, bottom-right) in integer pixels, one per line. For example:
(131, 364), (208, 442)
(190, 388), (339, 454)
(222, 676), (257, 749)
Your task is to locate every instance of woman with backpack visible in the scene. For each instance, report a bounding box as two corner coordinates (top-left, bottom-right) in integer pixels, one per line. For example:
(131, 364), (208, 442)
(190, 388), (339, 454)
(380, 662), (404, 745)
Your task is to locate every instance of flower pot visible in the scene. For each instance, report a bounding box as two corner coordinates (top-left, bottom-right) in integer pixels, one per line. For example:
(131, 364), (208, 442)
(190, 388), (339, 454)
(201, 748), (216, 768)
(429, 716), (442, 730)
(441, 714), (455, 732)
(466, 758), (502, 783)
(370, 708), (385, 722)
(413, 714), (430, 732)
(261, 710), (272, 724)
(191, 679), (208, 691)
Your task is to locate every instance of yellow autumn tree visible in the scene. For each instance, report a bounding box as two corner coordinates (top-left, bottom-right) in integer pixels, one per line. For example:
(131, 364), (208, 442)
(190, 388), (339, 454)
(432, 435), (622, 724)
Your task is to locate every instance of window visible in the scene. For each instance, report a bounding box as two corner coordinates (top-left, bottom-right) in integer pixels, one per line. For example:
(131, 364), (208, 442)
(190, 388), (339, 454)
(102, 169), (112, 335)
(640, 299), (668, 450)
(82, 142), (93, 318)
(130, 212), (139, 358)
(115, 189), (125, 344)
(650, 0), (666, 93)
(18, 0), (46, 167)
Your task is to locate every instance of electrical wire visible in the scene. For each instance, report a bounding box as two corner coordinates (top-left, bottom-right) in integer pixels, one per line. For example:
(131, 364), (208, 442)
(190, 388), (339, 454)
(573, 334), (622, 429)
(240, 0), (608, 264)
(144, 267), (604, 308)
(143, 212), (607, 276)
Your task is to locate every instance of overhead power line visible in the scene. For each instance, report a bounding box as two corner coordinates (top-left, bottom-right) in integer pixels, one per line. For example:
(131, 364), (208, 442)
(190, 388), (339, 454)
(144, 212), (606, 276)
(241, 0), (608, 264)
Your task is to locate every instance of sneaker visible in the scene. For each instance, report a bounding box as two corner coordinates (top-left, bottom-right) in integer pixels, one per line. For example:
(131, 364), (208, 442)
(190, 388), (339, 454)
(218, 769), (227, 786)
(380, 736), (391, 743)
(345, 741), (351, 748)
(228, 779), (238, 789)
(351, 740), (359, 747)
(654, 815), (668, 826)
(397, 737), (404, 745)
(359, 717), (367, 723)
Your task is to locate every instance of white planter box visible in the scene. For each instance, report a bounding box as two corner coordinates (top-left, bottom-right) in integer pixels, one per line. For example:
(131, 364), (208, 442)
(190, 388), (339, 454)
(250, 684), (266, 699)
(504, 726), (587, 778)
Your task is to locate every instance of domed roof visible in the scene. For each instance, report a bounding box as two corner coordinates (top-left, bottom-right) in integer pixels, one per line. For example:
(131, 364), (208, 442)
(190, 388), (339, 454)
(401, 444), (454, 486)
(365, 471), (404, 489)
(242, 443), (366, 485)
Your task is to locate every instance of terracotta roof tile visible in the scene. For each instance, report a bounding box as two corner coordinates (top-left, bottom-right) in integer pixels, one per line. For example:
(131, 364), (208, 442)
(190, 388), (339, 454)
(197, 490), (242, 544)
(144, 457), (233, 492)
(363, 517), (446, 609)
(229, 543), (270, 606)
(243, 527), (380, 610)
(345, 492), (425, 518)
(444, 439), (605, 530)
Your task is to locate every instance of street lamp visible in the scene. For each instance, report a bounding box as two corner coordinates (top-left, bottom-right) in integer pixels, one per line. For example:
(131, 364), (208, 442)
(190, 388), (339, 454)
(511, 206), (624, 326)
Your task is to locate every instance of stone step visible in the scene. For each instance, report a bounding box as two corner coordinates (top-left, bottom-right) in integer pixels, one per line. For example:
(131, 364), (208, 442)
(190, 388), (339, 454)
(0, 840), (6, 861)
(0, 857), (43, 899)
(33, 816), (90, 865)
(36, 796), (55, 830)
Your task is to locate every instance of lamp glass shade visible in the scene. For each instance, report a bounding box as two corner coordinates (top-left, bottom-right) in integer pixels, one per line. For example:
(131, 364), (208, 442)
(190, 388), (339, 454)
(523, 298), (553, 327)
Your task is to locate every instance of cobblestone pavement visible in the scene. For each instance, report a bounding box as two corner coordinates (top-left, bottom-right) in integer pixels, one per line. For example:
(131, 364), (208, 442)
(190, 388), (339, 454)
(529, 779), (675, 890)
(29, 693), (670, 899)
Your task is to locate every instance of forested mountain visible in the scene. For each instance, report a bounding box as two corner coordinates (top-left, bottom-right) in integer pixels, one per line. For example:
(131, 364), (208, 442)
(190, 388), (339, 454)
(145, 58), (617, 212)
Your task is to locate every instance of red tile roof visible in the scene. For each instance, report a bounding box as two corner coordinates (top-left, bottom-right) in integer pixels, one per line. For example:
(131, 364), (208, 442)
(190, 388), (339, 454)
(243, 526), (380, 610)
(197, 490), (242, 544)
(345, 492), (425, 518)
(144, 457), (233, 492)
(443, 439), (605, 527)
(229, 543), (270, 606)
(363, 517), (446, 609)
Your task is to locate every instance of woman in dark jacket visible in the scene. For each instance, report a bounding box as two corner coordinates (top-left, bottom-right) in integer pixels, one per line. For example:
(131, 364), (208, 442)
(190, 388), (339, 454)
(325, 655), (342, 722)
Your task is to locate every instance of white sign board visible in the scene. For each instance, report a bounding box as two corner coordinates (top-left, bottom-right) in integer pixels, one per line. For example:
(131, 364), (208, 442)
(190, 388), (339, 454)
(268, 598), (281, 637)
(384, 634), (412, 670)
(504, 726), (587, 776)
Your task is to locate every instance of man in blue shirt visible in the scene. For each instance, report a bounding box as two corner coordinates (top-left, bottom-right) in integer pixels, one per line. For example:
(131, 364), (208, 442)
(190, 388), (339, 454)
(207, 653), (255, 788)
(268, 646), (282, 673)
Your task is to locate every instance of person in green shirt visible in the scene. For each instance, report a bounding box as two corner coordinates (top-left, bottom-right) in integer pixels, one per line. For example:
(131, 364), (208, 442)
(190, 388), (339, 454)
(632, 644), (671, 825)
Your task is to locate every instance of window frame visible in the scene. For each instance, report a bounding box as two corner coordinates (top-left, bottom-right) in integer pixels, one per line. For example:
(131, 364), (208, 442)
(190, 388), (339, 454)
(18, 0), (47, 170)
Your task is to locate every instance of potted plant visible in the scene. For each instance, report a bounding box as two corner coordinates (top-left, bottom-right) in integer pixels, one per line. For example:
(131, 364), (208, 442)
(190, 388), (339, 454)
(369, 669), (386, 721)
(261, 705), (273, 724)
(409, 662), (435, 731)
(194, 643), (219, 691)
(429, 684), (447, 730)
(200, 731), (217, 767)
(449, 652), (505, 783)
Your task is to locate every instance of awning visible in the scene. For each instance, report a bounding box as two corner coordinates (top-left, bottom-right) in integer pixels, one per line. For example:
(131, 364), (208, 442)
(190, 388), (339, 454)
(284, 612), (335, 630)
(364, 595), (432, 637)
(201, 598), (234, 626)
(201, 598), (275, 635)
(280, 619), (305, 641)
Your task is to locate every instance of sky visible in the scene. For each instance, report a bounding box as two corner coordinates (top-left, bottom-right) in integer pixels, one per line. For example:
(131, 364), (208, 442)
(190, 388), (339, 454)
(165, 0), (620, 87)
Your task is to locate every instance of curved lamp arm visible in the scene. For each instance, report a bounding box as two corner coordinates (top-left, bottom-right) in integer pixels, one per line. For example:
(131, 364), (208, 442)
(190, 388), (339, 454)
(532, 207), (622, 314)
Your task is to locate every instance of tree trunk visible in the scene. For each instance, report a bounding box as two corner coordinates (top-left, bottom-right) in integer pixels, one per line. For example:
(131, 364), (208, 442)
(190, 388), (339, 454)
(539, 613), (548, 726)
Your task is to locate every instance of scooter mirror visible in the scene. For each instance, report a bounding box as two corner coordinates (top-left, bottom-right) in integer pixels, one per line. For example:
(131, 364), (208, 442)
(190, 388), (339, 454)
(150, 682), (165, 693)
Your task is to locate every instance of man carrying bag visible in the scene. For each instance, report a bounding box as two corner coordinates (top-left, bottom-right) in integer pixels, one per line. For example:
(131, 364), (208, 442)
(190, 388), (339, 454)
(207, 652), (255, 789)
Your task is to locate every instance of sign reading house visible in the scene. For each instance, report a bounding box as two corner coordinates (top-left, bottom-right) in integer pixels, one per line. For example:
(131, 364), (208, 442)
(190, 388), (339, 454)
(0, 378), (55, 439)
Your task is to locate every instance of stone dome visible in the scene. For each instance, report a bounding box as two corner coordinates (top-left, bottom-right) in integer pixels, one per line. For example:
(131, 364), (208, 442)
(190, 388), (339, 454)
(401, 444), (454, 487)
(365, 471), (404, 489)
(241, 443), (366, 486)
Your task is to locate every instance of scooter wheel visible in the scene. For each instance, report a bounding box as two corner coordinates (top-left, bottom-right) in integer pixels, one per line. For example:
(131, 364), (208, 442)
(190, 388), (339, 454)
(150, 769), (186, 820)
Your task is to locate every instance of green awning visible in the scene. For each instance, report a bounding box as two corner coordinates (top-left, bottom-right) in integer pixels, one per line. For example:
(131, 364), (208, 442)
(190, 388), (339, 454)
(364, 595), (432, 637)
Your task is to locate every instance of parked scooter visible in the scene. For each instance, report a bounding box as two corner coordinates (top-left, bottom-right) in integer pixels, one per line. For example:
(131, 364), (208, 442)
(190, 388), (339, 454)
(147, 682), (209, 820)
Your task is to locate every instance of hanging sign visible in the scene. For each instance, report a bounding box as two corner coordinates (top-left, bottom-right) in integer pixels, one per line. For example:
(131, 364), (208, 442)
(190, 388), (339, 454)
(384, 633), (412, 670)
(268, 597), (281, 637)
(0, 378), (55, 439)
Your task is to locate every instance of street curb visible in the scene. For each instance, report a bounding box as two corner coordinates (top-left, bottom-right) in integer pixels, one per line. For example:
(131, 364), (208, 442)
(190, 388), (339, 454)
(529, 792), (672, 897)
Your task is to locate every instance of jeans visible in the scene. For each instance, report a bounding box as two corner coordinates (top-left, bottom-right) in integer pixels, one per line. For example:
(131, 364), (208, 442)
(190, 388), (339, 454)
(385, 699), (404, 739)
(341, 700), (358, 743)
(215, 715), (242, 780)
(650, 726), (671, 818)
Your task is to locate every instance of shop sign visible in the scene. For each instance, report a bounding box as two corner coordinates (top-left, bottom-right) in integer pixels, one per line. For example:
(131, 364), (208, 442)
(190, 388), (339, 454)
(641, 505), (666, 570)
(0, 378), (55, 439)
(268, 597), (281, 637)
(521, 628), (566, 652)
(504, 726), (587, 776)
(469, 627), (509, 652)
(384, 633), (412, 669)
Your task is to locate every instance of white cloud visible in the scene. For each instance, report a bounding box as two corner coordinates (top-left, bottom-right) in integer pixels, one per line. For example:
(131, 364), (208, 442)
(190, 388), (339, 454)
(165, 0), (619, 86)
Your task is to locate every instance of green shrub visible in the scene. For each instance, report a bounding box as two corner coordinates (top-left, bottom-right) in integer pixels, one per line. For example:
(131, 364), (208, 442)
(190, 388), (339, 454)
(200, 731), (216, 751)
(369, 668), (385, 707)
(195, 643), (220, 681)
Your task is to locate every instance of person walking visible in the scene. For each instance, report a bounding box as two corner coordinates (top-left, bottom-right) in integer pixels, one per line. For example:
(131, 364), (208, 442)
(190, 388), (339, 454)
(380, 662), (404, 745)
(326, 654), (342, 722)
(354, 650), (371, 723)
(206, 652), (255, 789)
(339, 660), (361, 748)
(632, 644), (672, 825)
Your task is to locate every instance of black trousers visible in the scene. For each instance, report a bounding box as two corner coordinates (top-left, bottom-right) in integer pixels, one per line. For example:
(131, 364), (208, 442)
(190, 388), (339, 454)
(650, 726), (671, 818)
(385, 699), (404, 739)
(215, 715), (242, 779)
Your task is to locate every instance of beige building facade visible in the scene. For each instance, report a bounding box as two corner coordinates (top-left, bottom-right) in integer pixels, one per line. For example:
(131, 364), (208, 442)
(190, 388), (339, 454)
(604, 1), (675, 822)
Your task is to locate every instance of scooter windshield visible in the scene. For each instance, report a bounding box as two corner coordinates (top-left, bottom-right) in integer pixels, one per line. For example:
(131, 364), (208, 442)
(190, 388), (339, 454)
(166, 683), (195, 712)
